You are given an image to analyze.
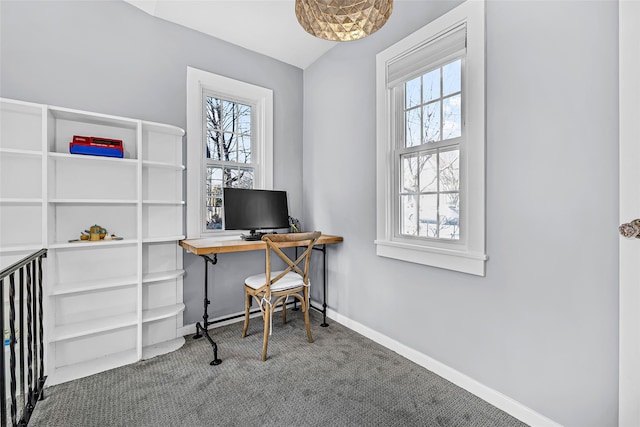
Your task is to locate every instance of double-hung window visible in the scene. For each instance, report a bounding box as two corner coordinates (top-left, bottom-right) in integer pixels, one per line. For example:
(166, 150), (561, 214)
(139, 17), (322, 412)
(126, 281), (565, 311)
(400, 57), (463, 240)
(186, 67), (273, 237)
(203, 94), (254, 230)
(375, 1), (486, 275)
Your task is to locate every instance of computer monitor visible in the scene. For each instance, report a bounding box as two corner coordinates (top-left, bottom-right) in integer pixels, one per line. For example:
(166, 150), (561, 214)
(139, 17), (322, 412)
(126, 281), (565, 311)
(223, 187), (290, 240)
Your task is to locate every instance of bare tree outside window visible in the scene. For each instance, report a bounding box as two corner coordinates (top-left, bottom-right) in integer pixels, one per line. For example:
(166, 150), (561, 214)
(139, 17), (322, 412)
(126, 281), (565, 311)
(400, 59), (461, 240)
(204, 95), (254, 230)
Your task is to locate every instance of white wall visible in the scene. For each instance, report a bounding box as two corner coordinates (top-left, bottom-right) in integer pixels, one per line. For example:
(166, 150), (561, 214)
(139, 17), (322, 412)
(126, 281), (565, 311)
(0, 0), (305, 325)
(303, 1), (619, 426)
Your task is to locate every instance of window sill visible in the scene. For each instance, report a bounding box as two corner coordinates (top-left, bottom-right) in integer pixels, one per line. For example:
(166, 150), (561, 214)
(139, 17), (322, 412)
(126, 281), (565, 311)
(374, 239), (487, 276)
(195, 230), (244, 241)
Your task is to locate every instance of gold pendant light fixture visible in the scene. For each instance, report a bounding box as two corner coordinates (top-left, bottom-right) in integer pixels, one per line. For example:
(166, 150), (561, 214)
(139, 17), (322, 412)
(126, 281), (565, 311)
(295, 0), (393, 42)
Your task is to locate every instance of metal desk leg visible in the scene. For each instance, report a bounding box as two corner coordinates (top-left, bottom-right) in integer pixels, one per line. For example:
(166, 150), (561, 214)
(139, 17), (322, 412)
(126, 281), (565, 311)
(320, 244), (329, 327)
(192, 254), (222, 366)
(312, 244), (329, 327)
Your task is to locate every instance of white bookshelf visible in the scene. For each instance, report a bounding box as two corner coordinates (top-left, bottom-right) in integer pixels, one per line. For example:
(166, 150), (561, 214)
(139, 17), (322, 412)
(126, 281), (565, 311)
(0, 97), (186, 386)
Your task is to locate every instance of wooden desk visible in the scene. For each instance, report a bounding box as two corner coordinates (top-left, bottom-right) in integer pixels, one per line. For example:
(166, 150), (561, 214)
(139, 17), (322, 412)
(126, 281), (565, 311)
(180, 234), (343, 255)
(179, 234), (343, 365)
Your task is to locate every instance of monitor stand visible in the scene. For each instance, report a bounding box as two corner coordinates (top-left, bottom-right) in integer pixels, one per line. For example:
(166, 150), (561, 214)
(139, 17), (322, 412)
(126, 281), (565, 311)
(240, 230), (265, 241)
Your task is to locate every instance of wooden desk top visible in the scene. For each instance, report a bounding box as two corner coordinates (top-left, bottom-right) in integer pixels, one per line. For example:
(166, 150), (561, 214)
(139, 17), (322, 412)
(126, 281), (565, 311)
(179, 234), (343, 256)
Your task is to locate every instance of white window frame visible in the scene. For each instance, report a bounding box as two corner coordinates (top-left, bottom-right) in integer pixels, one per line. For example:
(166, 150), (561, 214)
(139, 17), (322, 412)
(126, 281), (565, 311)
(375, 1), (486, 276)
(186, 67), (273, 238)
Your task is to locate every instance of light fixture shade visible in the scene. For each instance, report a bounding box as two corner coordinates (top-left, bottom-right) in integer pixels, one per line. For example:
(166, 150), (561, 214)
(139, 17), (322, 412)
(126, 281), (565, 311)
(295, 0), (393, 42)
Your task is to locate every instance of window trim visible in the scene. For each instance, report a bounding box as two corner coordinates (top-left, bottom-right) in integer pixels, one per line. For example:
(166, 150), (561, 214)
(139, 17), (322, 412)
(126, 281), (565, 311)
(375, 1), (486, 276)
(186, 67), (273, 238)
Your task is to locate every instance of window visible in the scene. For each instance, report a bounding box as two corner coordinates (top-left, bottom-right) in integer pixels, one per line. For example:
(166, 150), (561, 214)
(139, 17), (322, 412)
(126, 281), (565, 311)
(375, 1), (486, 275)
(187, 67), (273, 237)
(400, 59), (462, 241)
(204, 95), (254, 230)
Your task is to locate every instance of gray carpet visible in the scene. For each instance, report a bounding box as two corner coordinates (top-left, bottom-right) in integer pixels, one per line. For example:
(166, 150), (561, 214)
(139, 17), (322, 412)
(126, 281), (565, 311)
(29, 312), (528, 427)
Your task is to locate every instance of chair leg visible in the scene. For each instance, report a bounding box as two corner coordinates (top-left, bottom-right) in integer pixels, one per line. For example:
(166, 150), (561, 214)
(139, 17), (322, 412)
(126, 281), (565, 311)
(282, 298), (287, 325)
(241, 291), (251, 338)
(303, 290), (313, 343)
(261, 305), (271, 361)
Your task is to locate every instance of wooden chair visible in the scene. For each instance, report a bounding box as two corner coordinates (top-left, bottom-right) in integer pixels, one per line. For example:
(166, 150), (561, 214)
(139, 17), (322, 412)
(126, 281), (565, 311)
(241, 231), (321, 361)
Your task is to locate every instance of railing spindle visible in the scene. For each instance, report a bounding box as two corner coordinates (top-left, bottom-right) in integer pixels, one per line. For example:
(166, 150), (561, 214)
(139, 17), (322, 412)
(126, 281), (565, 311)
(1, 277), (6, 427)
(37, 257), (44, 398)
(8, 274), (17, 426)
(1, 249), (47, 427)
(26, 261), (34, 415)
(17, 268), (25, 421)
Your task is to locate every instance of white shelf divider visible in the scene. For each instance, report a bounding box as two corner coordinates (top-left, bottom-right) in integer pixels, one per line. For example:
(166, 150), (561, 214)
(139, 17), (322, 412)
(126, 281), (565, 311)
(50, 275), (138, 296)
(49, 198), (138, 204)
(52, 312), (138, 342)
(0, 244), (43, 254)
(142, 235), (186, 243)
(142, 337), (185, 360)
(50, 238), (137, 250)
(142, 200), (185, 205)
(0, 198), (42, 204)
(142, 160), (185, 170)
(48, 106), (139, 129)
(142, 303), (185, 323)
(50, 348), (138, 385)
(143, 269), (185, 284)
(49, 151), (138, 165)
(0, 148), (43, 157)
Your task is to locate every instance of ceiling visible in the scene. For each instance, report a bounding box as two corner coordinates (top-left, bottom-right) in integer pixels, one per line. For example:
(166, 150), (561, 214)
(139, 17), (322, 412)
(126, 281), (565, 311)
(123, 0), (340, 69)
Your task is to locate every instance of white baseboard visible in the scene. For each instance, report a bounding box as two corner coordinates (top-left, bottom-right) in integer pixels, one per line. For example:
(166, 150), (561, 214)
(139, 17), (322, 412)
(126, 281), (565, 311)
(325, 308), (562, 427)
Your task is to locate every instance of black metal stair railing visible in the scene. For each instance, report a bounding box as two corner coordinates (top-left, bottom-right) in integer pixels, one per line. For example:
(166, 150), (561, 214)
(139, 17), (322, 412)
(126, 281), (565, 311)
(1, 249), (47, 427)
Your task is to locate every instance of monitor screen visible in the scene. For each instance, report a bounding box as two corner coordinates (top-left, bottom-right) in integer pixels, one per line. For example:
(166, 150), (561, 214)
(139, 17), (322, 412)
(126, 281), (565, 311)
(223, 188), (290, 236)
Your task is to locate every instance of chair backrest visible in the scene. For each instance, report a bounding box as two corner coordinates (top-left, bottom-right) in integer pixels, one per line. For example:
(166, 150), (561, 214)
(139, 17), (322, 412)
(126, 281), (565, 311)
(261, 231), (321, 297)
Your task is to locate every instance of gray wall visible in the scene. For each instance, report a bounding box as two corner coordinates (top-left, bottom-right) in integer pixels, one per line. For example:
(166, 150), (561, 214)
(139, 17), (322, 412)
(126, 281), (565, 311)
(303, 1), (618, 426)
(0, 1), (304, 324)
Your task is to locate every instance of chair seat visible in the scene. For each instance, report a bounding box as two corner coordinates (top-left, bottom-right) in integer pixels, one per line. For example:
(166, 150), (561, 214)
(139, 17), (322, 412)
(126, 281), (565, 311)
(245, 270), (309, 292)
